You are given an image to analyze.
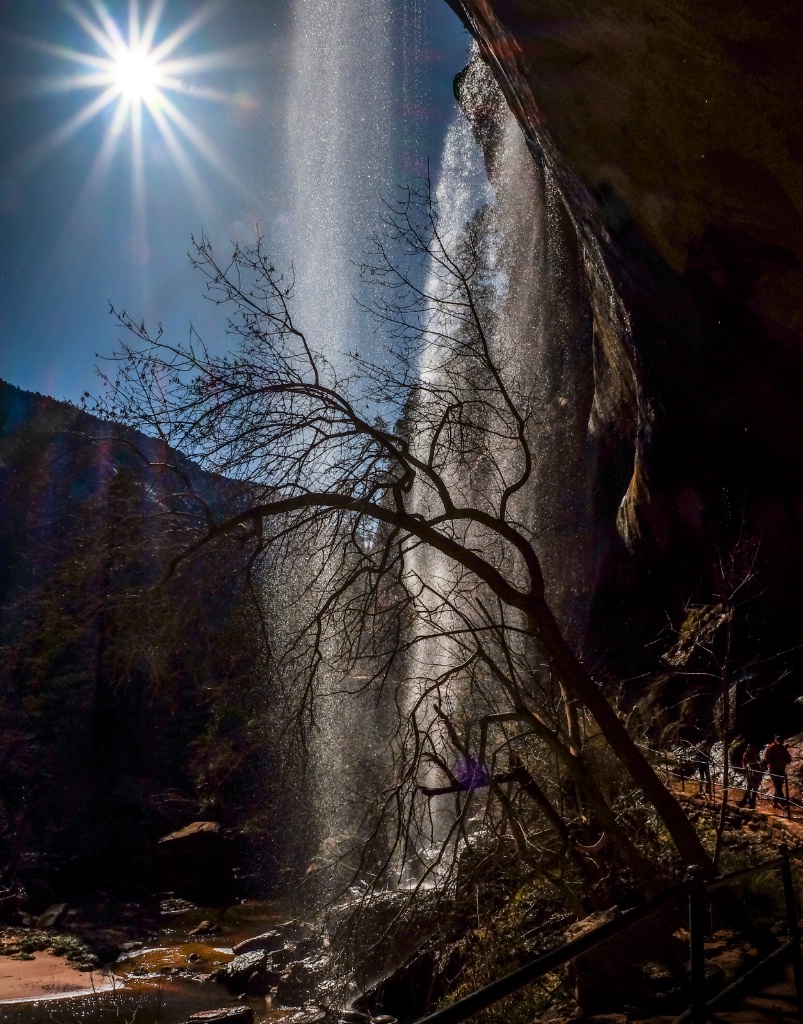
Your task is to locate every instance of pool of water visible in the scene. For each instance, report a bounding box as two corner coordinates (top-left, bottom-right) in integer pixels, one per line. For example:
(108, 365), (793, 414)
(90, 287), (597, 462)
(0, 900), (300, 1024)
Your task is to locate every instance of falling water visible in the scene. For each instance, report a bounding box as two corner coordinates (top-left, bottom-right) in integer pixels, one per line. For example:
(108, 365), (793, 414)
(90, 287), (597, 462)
(276, 6), (594, 882)
(400, 63), (494, 882)
(285, 0), (394, 376)
(417, 51), (596, 639)
(280, 0), (472, 866)
(480, 65), (596, 637)
(400, 53), (598, 880)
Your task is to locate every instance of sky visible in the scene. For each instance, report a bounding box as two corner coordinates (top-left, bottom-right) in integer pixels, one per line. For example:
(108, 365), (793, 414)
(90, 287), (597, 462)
(0, 0), (472, 404)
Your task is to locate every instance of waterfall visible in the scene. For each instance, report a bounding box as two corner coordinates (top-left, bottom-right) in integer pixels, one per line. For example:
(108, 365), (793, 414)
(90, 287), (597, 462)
(274, 5), (593, 887)
(399, 53), (597, 882)
(480, 69), (596, 639)
(285, 0), (394, 377)
(400, 67), (494, 883)
(419, 51), (596, 638)
(280, 0), (470, 871)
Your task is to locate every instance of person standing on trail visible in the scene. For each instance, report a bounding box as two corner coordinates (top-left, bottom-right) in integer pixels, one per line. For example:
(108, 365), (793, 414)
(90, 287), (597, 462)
(738, 743), (763, 809)
(730, 736), (748, 782)
(763, 735), (792, 810)
(689, 741), (713, 798)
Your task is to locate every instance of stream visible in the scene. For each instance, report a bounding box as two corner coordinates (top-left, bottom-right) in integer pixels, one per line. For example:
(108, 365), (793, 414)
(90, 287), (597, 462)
(1, 900), (299, 1024)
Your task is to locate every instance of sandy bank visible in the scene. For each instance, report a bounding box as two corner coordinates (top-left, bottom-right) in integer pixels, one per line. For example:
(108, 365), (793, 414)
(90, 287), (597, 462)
(0, 951), (113, 1004)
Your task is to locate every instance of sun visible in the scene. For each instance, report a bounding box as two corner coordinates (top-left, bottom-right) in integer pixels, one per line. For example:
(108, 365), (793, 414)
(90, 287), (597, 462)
(10, 0), (247, 207)
(111, 44), (163, 101)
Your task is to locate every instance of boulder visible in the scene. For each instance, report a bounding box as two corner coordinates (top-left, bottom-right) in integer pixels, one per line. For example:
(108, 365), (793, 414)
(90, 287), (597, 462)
(563, 908), (686, 1014)
(232, 929), (282, 955)
(153, 822), (235, 904)
(232, 922), (320, 964)
(275, 954), (332, 1005)
(215, 948), (281, 995)
(355, 947), (441, 1022)
(184, 1010), (254, 1024)
(283, 1011), (330, 1024)
(189, 920), (221, 938)
(36, 902), (68, 929)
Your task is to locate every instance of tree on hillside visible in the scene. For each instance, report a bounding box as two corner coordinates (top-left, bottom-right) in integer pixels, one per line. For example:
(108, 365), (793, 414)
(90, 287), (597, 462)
(94, 182), (711, 915)
(0, 433), (279, 871)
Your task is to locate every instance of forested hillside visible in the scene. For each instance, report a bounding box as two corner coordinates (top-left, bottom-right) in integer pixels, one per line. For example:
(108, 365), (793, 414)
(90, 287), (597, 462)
(0, 380), (278, 902)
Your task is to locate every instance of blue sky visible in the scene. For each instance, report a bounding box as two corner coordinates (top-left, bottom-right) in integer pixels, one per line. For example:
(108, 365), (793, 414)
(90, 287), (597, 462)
(0, 0), (471, 404)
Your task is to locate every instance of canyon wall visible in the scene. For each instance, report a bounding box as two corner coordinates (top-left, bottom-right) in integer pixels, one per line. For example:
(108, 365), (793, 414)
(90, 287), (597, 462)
(447, 0), (803, 716)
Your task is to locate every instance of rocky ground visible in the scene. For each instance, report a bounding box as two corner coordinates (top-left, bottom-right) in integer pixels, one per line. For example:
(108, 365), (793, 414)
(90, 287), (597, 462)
(3, 777), (803, 1023)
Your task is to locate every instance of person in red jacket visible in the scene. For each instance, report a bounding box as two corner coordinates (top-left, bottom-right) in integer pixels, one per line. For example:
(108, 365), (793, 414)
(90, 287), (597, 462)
(763, 735), (792, 810)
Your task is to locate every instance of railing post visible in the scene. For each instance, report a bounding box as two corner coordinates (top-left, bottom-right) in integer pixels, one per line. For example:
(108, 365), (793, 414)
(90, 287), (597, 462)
(779, 844), (803, 1023)
(687, 864), (709, 1024)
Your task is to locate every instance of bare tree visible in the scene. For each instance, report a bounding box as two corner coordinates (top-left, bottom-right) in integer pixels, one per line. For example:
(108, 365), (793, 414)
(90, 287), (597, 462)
(94, 182), (711, 914)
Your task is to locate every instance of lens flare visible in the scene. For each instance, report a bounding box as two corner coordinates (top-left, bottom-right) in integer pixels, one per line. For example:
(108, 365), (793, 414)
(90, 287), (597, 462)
(9, 1), (248, 217)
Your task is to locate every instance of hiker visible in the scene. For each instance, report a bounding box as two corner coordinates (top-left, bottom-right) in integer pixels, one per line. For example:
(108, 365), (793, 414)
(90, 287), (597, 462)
(738, 743), (763, 809)
(688, 741), (713, 797)
(763, 735), (792, 810)
(730, 736), (748, 782)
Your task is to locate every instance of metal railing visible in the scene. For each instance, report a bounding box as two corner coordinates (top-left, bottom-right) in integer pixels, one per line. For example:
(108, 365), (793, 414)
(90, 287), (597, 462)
(412, 845), (803, 1024)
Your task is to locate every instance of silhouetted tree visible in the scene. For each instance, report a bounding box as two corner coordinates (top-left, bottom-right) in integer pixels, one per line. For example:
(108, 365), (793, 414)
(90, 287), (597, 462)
(94, 182), (711, 916)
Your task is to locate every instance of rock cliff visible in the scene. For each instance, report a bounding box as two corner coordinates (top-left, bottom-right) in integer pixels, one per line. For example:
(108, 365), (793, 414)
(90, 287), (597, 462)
(447, 0), (803, 706)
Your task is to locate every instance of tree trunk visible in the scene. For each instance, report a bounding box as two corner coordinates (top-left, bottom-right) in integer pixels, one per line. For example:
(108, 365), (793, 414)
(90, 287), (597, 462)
(530, 599), (713, 872)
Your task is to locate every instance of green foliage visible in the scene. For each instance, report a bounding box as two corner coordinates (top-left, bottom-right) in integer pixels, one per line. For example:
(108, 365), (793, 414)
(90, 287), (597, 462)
(0, 928), (97, 968)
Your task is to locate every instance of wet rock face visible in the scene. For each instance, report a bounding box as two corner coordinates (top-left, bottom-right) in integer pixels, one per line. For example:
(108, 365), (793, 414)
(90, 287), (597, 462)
(451, 1), (803, 274)
(447, 0), (803, 676)
(215, 948), (280, 995)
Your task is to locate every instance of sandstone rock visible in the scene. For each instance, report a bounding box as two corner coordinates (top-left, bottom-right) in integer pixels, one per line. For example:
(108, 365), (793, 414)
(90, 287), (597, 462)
(184, 1010), (254, 1024)
(154, 822), (234, 903)
(709, 947), (753, 984)
(36, 903), (68, 929)
(160, 821), (222, 843)
(563, 908), (685, 1014)
(283, 1010), (329, 1024)
(703, 959), (726, 993)
(275, 955), (331, 1004)
(639, 958), (678, 996)
(355, 946), (440, 1022)
(189, 920), (221, 937)
(231, 929), (282, 955)
(216, 949), (280, 994)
